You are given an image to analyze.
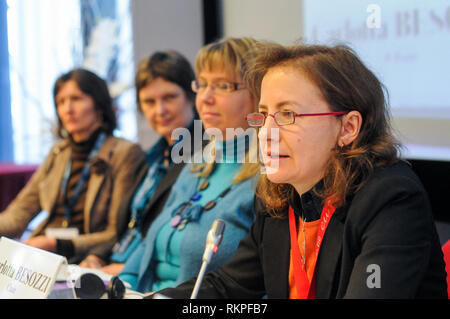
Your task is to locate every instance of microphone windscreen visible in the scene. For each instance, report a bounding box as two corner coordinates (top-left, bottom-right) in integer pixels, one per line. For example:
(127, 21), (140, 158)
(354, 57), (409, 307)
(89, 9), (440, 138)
(74, 273), (105, 299)
(212, 219), (226, 237)
(210, 219), (225, 247)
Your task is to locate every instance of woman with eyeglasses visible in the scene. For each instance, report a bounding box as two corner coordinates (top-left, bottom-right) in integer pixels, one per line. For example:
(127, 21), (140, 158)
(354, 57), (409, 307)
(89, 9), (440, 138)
(117, 37), (261, 293)
(152, 43), (447, 299)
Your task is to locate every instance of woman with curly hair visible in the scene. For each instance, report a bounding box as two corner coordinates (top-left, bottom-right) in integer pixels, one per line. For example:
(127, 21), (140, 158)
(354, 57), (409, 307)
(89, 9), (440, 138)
(154, 43), (447, 299)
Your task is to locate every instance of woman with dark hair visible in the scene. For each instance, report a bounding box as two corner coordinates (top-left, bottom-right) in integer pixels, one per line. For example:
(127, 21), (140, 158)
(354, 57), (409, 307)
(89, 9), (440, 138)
(0, 68), (145, 262)
(53, 68), (117, 138)
(79, 50), (198, 275)
(154, 43), (447, 299)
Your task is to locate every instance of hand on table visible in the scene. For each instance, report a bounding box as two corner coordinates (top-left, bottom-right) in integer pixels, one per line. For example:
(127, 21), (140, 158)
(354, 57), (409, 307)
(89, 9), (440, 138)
(24, 236), (57, 253)
(79, 254), (106, 269)
(101, 263), (125, 276)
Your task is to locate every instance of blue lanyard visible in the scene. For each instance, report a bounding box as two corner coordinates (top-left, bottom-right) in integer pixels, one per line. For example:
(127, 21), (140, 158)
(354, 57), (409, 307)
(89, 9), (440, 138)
(60, 132), (107, 227)
(128, 160), (167, 229)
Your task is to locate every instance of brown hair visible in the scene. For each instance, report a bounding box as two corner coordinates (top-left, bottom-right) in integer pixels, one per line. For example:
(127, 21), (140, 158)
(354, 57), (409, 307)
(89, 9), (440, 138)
(53, 68), (116, 138)
(245, 43), (400, 216)
(135, 50), (196, 111)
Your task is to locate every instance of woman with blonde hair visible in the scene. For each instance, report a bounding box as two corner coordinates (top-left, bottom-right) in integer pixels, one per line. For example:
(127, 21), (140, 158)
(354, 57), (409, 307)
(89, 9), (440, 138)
(118, 37), (261, 293)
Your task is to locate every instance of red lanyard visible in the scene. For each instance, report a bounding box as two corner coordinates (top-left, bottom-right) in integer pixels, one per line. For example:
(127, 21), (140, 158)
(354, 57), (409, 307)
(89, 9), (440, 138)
(288, 198), (337, 299)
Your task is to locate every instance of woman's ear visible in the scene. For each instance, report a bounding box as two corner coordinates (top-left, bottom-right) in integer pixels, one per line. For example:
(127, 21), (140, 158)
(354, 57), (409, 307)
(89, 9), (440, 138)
(338, 110), (362, 147)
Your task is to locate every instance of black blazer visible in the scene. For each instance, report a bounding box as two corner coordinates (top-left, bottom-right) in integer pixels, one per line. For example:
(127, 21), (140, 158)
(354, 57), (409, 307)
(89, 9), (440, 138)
(158, 161), (447, 298)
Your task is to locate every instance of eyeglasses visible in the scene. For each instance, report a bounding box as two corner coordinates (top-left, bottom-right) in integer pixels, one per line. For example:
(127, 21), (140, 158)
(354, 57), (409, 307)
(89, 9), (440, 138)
(246, 111), (348, 127)
(191, 80), (245, 95)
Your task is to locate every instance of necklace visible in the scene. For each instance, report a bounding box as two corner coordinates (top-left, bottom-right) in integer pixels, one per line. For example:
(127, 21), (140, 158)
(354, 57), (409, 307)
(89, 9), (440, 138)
(169, 177), (233, 231)
(163, 148), (170, 168)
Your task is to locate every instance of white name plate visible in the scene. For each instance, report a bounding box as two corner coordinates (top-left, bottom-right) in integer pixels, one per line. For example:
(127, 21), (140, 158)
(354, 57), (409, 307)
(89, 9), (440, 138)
(0, 237), (69, 299)
(45, 227), (79, 240)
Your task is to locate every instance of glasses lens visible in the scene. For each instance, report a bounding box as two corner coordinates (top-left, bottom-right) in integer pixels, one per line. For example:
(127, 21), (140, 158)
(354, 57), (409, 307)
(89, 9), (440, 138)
(191, 80), (199, 92)
(247, 113), (265, 127)
(275, 111), (294, 125)
(215, 82), (232, 94)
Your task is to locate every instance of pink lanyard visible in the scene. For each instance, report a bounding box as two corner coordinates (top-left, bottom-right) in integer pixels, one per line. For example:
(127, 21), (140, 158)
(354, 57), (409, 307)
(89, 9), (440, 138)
(288, 198), (337, 299)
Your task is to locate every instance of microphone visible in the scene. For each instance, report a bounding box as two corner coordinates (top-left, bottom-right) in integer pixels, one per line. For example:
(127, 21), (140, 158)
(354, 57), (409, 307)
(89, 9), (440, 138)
(190, 219), (226, 299)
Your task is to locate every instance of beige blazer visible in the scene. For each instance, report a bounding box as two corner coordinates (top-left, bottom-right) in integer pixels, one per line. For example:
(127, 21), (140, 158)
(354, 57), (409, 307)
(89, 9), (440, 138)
(0, 136), (145, 256)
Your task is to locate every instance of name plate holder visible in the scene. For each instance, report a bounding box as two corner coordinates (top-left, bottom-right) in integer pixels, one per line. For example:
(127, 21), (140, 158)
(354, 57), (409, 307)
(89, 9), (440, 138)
(0, 237), (75, 299)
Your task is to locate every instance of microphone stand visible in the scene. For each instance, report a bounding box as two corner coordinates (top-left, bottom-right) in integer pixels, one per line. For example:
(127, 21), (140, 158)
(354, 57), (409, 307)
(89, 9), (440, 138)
(190, 260), (208, 299)
(190, 219), (225, 299)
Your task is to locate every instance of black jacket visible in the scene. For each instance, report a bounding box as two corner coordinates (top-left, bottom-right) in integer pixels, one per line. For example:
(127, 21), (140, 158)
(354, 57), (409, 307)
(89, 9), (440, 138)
(158, 161), (447, 298)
